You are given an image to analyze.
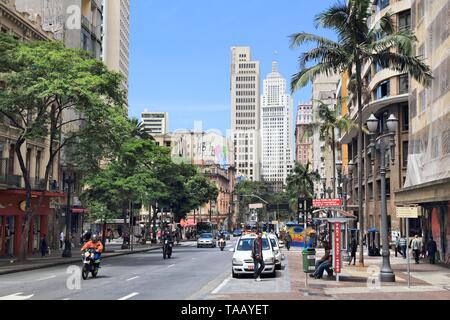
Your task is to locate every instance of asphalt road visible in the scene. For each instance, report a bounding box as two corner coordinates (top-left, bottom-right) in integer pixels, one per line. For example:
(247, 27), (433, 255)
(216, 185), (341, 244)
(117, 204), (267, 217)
(0, 240), (236, 300)
(0, 238), (291, 300)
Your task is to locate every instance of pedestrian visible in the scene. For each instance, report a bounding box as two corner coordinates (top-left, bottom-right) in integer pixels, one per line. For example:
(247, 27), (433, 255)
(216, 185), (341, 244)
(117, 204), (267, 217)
(399, 236), (407, 258)
(40, 234), (48, 257)
(310, 241), (332, 279)
(411, 235), (422, 264)
(285, 232), (292, 251)
(395, 237), (401, 257)
(251, 231), (265, 282)
(426, 236), (437, 264)
(60, 231), (65, 249)
(348, 237), (357, 265)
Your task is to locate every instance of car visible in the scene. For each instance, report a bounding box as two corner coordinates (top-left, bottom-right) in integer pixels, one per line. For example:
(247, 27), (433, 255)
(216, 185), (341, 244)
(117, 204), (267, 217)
(219, 231), (231, 240)
(197, 233), (216, 248)
(268, 233), (283, 270)
(232, 229), (242, 237)
(231, 233), (276, 278)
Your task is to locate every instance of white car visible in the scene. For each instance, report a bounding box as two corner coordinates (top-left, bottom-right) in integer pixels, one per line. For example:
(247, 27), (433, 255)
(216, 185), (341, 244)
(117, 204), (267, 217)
(231, 234), (276, 278)
(197, 233), (216, 248)
(268, 234), (283, 270)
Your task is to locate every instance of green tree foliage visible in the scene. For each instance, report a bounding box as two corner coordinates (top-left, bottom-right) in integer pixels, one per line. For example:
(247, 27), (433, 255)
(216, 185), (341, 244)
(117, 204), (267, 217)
(286, 162), (321, 213)
(0, 34), (125, 260)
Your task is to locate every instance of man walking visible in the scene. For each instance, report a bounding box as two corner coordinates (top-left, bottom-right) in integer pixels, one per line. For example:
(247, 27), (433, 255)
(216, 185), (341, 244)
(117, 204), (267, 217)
(426, 236), (437, 264)
(40, 234), (48, 257)
(60, 231), (65, 249)
(399, 236), (407, 259)
(348, 237), (357, 265)
(252, 231), (265, 282)
(411, 235), (422, 264)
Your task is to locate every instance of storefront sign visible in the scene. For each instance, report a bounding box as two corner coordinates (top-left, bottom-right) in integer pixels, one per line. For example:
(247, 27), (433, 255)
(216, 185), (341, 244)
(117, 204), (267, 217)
(249, 203), (264, 209)
(334, 222), (341, 274)
(396, 206), (419, 218)
(313, 199), (343, 208)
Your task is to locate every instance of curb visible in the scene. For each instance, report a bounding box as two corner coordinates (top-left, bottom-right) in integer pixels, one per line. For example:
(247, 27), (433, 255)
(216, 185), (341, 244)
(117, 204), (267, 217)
(0, 246), (162, 276)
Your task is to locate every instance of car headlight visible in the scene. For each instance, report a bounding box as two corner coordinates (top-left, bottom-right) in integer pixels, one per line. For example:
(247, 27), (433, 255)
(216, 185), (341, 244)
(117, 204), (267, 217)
(232, 258), (243, 265)
(264, 257), (275, 263)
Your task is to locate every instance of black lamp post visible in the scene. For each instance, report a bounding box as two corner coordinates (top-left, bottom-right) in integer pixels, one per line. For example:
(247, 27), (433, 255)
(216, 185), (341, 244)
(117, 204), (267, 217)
(62, 172), (75, 258)
(367, 113), (398, 282)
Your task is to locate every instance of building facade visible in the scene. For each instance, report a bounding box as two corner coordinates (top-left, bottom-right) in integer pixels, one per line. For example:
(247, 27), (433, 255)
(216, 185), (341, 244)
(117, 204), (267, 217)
(311, 73), (340, 198)
(295, 103), (314, 166)
(341, 0), (413, 236)
(141, 110), (169, 135)
(103, 0), (130, 97)
(396, 0), (450, 264)
(230, 46), (261, 181)
(260, 61), (294, 192)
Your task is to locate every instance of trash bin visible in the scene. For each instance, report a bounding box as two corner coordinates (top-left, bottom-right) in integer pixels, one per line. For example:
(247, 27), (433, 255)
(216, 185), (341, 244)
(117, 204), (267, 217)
(302, 248), (316, 273)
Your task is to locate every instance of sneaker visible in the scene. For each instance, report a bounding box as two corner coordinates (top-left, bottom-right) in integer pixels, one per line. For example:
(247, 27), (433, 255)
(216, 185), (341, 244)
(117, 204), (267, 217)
(255, 277), (261, 282)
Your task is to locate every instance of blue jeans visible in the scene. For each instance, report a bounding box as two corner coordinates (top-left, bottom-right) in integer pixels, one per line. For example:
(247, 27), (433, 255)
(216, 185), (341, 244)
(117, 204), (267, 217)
(314, 260), (332, 278)
(253, 258), (265, 278)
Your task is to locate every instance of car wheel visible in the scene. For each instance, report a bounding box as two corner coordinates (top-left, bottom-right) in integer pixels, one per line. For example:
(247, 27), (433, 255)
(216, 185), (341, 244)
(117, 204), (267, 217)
(275, 264), (281, 270)
(197, 245), (200, 248)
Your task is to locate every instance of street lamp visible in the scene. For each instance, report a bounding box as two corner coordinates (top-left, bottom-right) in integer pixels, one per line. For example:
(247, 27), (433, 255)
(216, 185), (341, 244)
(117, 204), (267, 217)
(367, 113), (398, 282)
(62, 172), (75, 258)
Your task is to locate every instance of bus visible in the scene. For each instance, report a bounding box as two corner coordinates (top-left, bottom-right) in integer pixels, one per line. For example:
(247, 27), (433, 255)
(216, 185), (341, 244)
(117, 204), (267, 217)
(196, 222), (218, 239)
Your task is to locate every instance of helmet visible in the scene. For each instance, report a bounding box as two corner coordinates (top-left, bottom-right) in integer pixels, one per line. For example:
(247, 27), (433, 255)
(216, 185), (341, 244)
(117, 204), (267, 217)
(91, 234), (98, 242)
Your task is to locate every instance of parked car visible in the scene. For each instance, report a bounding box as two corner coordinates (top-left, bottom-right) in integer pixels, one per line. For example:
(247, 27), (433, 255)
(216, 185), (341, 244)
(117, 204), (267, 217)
(197, 233), (216, 248)
(268, 233), (283, 270)
(232, 229), (242, 237)
(231, 233), (276, 278)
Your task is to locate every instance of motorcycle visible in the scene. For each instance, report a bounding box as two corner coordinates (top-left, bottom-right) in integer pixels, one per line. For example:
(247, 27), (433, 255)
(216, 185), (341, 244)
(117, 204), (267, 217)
(163, 239), (173, 259)
(219, 238), (226, 251)
(81, 248), (101, 280)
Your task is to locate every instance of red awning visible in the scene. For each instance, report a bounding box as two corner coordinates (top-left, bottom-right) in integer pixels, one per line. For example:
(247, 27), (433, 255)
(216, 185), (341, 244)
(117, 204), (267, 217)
(180, 219), (196, 227)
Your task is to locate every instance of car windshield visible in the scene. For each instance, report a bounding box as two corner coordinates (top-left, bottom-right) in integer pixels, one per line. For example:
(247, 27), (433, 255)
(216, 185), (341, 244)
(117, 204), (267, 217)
(200, 233), (212, 239)
(237, 238), (270, 251)
(270, 238), (278, 248)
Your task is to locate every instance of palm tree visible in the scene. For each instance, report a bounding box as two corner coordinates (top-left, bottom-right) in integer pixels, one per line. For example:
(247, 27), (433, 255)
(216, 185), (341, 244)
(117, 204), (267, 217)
(286, 162), (321, 217)
(316, 99), (358, 198)
(289, 0), (432, 266)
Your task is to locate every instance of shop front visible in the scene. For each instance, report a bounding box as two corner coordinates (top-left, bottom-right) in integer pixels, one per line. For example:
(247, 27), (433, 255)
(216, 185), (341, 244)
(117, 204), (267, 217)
(0, 190), (64, 257)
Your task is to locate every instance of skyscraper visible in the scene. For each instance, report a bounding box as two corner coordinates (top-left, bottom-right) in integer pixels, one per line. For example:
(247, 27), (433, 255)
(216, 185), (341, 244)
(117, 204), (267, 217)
(230, 47), (261, 181)
(103, 0), (130, 97)
(141, 109), (169, 135)
(260, 62), (294, 192)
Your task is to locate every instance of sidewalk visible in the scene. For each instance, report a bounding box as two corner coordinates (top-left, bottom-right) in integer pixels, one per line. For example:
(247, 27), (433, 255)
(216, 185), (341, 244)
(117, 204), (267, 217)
(215, 248), (450, 300)
(0, 238), (162, 276)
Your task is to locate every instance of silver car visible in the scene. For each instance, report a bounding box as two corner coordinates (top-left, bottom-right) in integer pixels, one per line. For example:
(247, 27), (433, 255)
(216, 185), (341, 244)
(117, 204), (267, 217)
(197, 233), (216, 248)
(268, 234), (283, 270)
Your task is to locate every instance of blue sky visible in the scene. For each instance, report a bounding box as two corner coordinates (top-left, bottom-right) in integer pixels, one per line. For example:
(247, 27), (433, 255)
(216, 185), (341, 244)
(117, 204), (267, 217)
(128, 0), (337, 134)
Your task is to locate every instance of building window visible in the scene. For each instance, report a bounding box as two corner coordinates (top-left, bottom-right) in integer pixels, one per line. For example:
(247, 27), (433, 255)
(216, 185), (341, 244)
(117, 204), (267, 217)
(419, 90), (426, 113)
(399, 74), (409, 94)
(398, 10), (411, 31)
(374, 80), (390, 100)
(401, 103), (409, 131)
(376, 0), (390, 11)
(402, 141), (409, 168)
(443, 130), (450, 155)
(431, 136), (439, 159)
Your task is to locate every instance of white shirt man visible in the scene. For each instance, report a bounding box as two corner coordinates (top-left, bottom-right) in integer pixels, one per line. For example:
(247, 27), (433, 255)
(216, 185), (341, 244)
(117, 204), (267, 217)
(60, 231), (65, 249)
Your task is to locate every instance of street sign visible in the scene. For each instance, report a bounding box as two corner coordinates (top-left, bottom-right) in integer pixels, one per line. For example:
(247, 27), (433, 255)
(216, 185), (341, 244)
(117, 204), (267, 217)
(249, 203), (264, 209)
(334, 222), (342, 274)
(313, 199), (343, 208)
(396, 206), (419, 218)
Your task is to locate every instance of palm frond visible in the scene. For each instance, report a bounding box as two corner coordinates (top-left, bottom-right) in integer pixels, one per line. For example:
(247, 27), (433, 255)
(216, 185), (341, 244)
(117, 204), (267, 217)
(289, 32), (340, 49)
(368, 31), (416, 56)
(291, 63), (338, 93)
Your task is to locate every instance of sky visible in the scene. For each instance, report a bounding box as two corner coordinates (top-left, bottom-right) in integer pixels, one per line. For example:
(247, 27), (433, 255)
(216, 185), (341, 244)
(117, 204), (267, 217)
(128, 0), (337, 134)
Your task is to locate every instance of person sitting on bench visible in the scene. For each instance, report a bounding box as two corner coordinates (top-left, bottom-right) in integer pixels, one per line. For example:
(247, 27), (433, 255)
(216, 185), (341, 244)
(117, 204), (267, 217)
(310, 241), (333, 279)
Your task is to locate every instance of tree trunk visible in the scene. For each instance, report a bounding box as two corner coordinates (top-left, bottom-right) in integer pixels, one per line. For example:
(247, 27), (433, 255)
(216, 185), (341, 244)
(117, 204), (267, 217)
(356, 60), (365, 266)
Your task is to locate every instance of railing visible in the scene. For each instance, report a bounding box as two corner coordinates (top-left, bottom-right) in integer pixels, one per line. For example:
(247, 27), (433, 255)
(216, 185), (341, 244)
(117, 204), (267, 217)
(81, 15), (92, 32)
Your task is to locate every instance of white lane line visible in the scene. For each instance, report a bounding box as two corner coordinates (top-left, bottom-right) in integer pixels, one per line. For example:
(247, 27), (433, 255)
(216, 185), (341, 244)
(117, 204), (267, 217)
(36, 275), (56, 281)
(211, 277), (231, 294)
(0, 293), (34, 300)
(62, 298), (70, 300)
(118, 292), (139, 300)
(126, 276), (140, 281)
(167, 264), (175, 268)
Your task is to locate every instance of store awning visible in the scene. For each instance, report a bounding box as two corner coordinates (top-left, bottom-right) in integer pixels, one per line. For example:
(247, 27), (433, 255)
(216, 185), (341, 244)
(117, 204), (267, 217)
(180, 218), (195, 227)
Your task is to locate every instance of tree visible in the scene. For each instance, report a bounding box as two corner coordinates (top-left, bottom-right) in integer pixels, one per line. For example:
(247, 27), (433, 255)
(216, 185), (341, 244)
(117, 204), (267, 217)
(316, 99), (358, 197)
(0, 35), (125, 261)
(286, 162), (321, 220)
(289, 0), (432, 265)
(233, 180), (270, 224)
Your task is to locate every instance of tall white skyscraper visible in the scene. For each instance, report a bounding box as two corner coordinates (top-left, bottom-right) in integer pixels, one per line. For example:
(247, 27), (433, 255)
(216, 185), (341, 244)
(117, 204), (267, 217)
(230, 47), (261, 181)
(141, 109), (169, 135)
(260, 62), (294, 191)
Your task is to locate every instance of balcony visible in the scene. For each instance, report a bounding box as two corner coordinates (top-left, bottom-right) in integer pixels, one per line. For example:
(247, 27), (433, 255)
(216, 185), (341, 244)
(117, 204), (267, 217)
(81, 15), (92, 33)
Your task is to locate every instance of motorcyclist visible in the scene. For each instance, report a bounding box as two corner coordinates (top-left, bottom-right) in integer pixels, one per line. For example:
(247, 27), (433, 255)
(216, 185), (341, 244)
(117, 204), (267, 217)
(81, 234), (104, 262)
(161, 227), (174, 243)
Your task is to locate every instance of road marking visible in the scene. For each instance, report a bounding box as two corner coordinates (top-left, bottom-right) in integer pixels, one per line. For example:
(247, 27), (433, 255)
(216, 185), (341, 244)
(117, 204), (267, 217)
(167, 264), (175, 268)
(126, 276), (139, 281)
(36, 275), (56, 281)
(62, 298), (70, 300)
(211, 277), (231, 294)
(0, 293), (34, 300)
(118, 292), (139, 300)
